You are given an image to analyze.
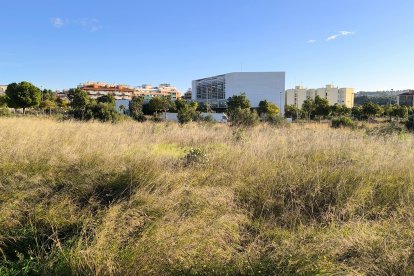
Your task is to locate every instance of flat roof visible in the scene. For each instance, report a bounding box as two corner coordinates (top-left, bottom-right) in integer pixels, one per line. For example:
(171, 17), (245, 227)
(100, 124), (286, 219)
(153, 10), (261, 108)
(194, 72), (285, 82)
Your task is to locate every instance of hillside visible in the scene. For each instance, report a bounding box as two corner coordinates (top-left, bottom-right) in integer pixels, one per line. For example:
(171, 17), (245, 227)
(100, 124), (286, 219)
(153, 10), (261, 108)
(1, 118), (414, 275)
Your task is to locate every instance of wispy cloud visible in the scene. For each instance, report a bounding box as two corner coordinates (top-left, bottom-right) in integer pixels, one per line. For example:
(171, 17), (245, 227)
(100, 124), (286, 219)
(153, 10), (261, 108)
(51, 17), (102, 32)
(51, 17), (66, 28)
(308, 39), (317, 43)
(327, 31), (355, 41)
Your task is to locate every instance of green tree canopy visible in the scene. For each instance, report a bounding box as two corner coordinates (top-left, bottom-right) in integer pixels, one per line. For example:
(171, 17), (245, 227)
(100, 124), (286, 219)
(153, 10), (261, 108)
(67, 88), (90, 109)
(362, 102), (383, 120)
(6, 81), (42, 113)
(352, 106), (363, 120)
(149, 96), (172, 117)
(314, 96), (330, 120)
(284, 104), (301, 120)
(39, 100), (57, 115)
(97, 94), (116, 106)
(258, 100), (280, 117)
(197, 102), (213, 113)
(129, 96), (145, 121)
(302, 98), (316, 121)
(177, 101), (200, 124)
(227, 93), (251, 112)
(393, 104), (408, 120)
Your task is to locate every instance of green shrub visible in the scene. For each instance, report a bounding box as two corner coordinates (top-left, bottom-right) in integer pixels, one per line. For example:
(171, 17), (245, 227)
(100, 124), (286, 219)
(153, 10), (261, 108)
(367, 121), (407, 137)
(0, 107), (11, 116)
(183, 148), (208, 166)
(331, 116), (355, 128)
(229, 108), (259, 127)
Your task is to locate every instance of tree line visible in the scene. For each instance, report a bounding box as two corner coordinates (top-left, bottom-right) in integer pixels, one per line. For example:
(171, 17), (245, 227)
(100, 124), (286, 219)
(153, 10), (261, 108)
(0, 81), (284, 126)
(285, 95), (409, 122)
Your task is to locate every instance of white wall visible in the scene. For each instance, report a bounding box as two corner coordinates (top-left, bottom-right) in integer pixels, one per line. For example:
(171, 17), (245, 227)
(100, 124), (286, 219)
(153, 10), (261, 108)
(225, 72), (285, 114)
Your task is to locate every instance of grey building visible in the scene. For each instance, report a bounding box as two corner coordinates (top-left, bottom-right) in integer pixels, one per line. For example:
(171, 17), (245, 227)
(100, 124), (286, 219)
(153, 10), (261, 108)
(397, 90), (414, 107)
(192, 72), (286, 113)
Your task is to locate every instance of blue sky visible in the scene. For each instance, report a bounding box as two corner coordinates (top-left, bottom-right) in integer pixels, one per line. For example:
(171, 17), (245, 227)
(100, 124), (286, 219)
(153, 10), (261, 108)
(0, 0), (413, 92)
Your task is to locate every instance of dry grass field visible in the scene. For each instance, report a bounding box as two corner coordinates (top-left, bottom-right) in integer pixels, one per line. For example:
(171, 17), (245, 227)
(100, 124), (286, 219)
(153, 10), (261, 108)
(1, 117), (414, 275)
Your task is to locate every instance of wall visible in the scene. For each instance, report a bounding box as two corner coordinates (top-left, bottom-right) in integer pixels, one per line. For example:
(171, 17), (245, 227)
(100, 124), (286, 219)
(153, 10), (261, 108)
(225, 72), (285, 114)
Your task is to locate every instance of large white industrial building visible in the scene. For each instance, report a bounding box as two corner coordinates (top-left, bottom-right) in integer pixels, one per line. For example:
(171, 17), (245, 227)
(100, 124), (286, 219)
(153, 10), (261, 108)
(192, 72), (286, 114)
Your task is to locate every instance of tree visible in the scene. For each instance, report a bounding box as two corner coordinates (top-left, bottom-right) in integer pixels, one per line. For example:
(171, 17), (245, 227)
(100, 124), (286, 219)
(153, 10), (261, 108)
(97, 94), (116, 106)
(175, 98), (188, 111)
(393, 105), (408, 121)
(302, 98), (316, 122)
(314, 96), (330, 121)
(56, 97), (70, 110)
(177, 102), (200, 124)
(80, 102), (120, 122)
(129, 96), (145, 121)
(362, 102), (383, 121)
(39, 100), (57, 115)
(258, 100), (280, 117)
(6, 82), (41, 114)
(227, 93), (251, 112)
(352, 106), (363, 120)
(334, 104), (351, 117)
(229, 108), (259, 127)
(285, 104), (301, 120)
(149, 96), (172, 118)
(41, 89), (57, 102)
(67, 88), (89, 109)
(197, 102), (213, 113)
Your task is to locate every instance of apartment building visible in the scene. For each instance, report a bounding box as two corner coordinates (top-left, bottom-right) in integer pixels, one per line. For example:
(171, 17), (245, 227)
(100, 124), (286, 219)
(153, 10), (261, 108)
(286, 85), (355, 108)
(134, 84), (181, 101)
(79, 82), (135, 100)
(78, 82), (182, 101)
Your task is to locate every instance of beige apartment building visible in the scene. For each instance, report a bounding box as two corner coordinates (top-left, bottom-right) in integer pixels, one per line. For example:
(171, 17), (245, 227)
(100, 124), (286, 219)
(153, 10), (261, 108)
(0, 85), (7, 95)
(78, 82), (182, 101)
(286, 85), (355, 108)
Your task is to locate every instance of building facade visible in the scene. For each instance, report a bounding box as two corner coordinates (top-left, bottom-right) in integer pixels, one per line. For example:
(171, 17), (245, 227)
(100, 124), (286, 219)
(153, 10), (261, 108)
(78, 82), (182, 101)
(397, 91), (414, 107)
(192, 72), (286, 113)
(286, 85), (355, 108)
(0, 85), (7, 95)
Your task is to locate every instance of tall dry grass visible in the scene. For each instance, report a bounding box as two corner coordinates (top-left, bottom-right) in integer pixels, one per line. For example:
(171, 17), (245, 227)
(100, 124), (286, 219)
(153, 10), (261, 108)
(1, 117), (414, 275)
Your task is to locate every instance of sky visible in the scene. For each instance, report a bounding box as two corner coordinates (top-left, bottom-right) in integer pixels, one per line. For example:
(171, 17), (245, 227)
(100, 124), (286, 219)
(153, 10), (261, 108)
(0, 0), (413, 92)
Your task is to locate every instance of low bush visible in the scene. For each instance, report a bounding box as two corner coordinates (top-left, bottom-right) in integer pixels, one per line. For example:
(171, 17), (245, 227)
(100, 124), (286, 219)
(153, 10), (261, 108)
(0, 107), (11, 116)
(229, 108), (259, 127)
(331, 116), (355, 128)
(367, 121), (407, 137)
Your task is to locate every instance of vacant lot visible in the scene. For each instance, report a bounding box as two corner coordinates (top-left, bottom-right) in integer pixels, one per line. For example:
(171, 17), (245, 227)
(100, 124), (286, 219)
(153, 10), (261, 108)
(1, 117), (414, 275)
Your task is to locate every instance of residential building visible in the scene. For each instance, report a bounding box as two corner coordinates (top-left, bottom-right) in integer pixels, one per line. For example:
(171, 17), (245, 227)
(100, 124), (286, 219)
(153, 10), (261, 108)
(397, 90), (414, 107)
(285, 85), (355, 108)
(78, 82), (182, 101)
(79, 82), (135, 100)
(0, 85), (7, 95)
(134, 83), (181, 101)
(192, 72), (286, 113)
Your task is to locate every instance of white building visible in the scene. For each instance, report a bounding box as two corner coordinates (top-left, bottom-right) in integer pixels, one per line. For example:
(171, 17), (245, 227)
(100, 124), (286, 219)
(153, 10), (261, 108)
(192, 72), (286, 113)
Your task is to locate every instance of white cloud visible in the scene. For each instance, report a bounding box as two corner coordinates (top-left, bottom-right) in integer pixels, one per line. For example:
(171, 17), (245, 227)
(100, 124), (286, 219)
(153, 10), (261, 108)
(51, 17), (65, 28)
(327, 31), (355, 41)
(74, 18), (102, 32)
(308, 39), (317, 43)
(51, 17), (102, 32)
